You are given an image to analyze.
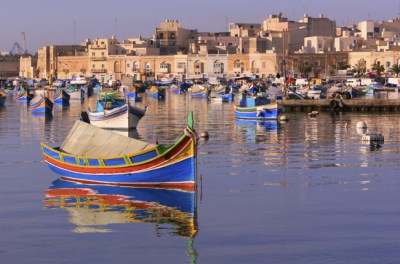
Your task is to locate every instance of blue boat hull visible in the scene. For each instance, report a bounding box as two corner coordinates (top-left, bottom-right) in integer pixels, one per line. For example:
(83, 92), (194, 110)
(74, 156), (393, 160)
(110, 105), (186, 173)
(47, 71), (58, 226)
(45, 156), (196, 186)
(234, 107), (279, 120)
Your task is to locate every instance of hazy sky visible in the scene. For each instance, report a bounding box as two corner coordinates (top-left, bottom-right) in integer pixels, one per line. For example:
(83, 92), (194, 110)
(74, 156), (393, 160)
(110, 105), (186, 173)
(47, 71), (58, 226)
(1, 0), (398, 53)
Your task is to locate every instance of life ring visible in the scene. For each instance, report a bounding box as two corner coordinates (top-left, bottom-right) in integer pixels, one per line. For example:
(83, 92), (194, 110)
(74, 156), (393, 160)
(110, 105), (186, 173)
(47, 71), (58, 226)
(330, 100), (338, 108)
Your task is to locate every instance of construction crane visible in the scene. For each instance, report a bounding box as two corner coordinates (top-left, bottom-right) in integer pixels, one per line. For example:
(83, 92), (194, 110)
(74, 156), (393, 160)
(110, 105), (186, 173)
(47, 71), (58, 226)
(9, 32), (28, 55)
(21, 32), (27, 54)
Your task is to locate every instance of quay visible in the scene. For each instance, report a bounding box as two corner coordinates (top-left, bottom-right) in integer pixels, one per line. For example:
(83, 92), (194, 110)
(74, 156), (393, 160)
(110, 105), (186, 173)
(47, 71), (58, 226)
(279, 99), (400, 112)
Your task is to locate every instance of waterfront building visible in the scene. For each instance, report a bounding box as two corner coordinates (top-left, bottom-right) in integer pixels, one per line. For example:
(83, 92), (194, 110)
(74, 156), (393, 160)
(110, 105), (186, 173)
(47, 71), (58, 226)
(19, 55), (36, 79)
(37, 44), (88, 82)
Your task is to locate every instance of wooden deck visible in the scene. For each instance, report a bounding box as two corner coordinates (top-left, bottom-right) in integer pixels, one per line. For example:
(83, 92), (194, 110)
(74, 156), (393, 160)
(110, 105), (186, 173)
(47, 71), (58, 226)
(279, 99), (400, 112)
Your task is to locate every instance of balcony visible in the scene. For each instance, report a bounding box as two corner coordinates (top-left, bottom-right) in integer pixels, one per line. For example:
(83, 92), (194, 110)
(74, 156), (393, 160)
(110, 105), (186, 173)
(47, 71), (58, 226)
(91, 56), (107, 61)
(251, 68), (259, 73)
(91, 69), (107, 73)
(234, 67), (244, 73)
(159, 67), (169, 73)
(91, 45), (107, 49)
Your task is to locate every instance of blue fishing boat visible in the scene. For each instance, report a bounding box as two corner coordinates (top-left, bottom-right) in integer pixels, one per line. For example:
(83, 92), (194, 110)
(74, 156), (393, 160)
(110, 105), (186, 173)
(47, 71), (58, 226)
(190, 85), (209, 98)
(0, 90), (7, 106)
(87, 98), (146, 129)
(16, 87), (33, 102)
(125, 90), (142, 102)
(220, 93), (234, 102)
(40, 112), (198, 190)
(43, 178), (197, 236)
(234, 92), (280, 120)
(53, 89), (71, 104)
(30, 95), (53, 113)
(147, 86), (166, 99)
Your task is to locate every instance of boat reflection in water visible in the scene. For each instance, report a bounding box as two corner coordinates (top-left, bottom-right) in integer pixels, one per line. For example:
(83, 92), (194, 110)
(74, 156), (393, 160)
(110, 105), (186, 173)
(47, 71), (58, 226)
(235, 119), (279, 143)
(43, 178), (197, 237)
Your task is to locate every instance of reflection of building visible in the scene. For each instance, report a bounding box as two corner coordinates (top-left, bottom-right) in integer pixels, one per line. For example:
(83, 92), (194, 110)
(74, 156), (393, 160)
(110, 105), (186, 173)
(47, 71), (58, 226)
(43, 179), (197, 236)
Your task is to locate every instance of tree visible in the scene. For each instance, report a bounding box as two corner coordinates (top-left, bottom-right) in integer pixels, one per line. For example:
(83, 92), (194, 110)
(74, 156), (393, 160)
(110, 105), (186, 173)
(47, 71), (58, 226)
(335, 61), (349, 70)
(371, 61), (385, 76)
(352, 64), (366, 76)
(298, 63), (312, 77)
(391, 64), (400, 77)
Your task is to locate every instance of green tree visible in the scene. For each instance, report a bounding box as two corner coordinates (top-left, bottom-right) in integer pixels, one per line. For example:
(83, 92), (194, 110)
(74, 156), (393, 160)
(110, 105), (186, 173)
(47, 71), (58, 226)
(391, 64), (400, 77)
(352, 64), (366, 76)
(298, 63), (312, 77)
(335, 61), (349, 70)
(371, 61), (385, 76)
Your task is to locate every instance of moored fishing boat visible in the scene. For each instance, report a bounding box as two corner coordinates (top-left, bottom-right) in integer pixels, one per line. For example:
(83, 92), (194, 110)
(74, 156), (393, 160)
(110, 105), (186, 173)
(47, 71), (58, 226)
(40, 112), (198, 190)
(16, 87), (33, 101)
(147, 86), (166, 99)
(53, 89), (71, 104)
(86, 98), (146, 129)
(190, 85), (209, 98)
(30, 94), (54, 113)
(43, 179), (197, 235)
(0, 90), (7, 106)
(234, 92), (280, 120)
(99, 90), (118, 99)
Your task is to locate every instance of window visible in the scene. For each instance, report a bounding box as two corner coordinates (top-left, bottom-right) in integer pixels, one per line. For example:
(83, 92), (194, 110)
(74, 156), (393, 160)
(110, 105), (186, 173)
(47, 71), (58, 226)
(159, 33), (164, 39)
(177, 62), (186, 69)
(145, 62), (151, 73)
(101, 52), (105, 56)
(234, 60), (242, 68)
(133, 62), (139, 71)
(92, 52), (95, 56)
(127, 63), (130, 68)
(314, 61), (319, 67)
(101, 64), (104, 68)
(160, 63), (169, 69)
(213, 62), (224, 74)
(92, 64), (95, 68)
(170, 33), (176, 39)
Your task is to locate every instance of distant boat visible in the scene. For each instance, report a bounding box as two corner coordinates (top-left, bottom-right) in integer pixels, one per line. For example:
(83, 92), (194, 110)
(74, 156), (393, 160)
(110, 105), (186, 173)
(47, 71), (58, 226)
(43, 179), (197, 236)
(234, 92), (280, 120)
(147, 86), (166, 99)
(30, 95), (53, 113)
(99, 90), (118, 100)
(0, 90), (6, 106)
(40, 112), (198, 189)
(86, 98), (146, 129)
(190, 85), (209, 98)
(53, 89), (71, 104)
(70, 75), (87, 85)
(16, 88), (33, 101)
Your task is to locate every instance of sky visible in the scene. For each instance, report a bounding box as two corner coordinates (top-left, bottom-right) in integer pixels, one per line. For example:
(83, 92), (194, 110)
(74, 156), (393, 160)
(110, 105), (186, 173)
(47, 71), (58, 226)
(0, 0), (398, 54)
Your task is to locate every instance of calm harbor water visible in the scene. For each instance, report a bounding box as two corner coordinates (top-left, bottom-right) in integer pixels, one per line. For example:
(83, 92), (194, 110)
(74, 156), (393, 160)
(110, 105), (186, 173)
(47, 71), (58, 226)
(1, 90), (400, 263)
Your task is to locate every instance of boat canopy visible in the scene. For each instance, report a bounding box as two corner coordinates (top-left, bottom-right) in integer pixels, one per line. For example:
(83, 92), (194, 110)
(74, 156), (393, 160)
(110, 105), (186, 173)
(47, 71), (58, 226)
(60, 121), (156, 156)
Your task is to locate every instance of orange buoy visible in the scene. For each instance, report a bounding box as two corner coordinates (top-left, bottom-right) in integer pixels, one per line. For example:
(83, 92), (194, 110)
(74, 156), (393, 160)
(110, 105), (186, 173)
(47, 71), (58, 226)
(200, 131), (209, 139)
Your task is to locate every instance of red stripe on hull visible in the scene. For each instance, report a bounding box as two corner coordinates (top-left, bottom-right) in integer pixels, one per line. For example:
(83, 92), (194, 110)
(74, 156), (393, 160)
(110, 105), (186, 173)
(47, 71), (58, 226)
(45, 137), (193, 174)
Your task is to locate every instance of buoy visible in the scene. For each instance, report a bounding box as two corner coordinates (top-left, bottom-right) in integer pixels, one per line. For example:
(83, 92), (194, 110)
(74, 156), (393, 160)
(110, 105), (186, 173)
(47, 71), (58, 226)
(279, 115), (289, 121)
(308, 111), (319, 117)
(356, 121), (368, 128)
(361, 133), (384, 142)
(200, 131), (209, 139)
